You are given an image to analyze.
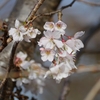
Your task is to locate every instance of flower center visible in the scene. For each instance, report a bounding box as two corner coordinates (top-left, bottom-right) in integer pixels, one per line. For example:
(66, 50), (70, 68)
(14, 57), (22, 67)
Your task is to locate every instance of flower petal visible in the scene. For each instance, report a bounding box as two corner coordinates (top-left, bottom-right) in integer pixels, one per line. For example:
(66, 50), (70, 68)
(53, 40), (63, 48)
(55, 20), (67, 30)
(74, 31), (84, 39)
(44, 22), (55, 31)
(15, 20), (20, 28)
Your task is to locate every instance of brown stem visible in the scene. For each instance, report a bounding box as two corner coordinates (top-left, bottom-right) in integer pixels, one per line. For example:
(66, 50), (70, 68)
(26, 0), (45, 23)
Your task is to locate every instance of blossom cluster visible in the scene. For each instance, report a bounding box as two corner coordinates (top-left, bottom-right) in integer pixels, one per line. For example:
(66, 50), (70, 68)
(38, 20), (84, 82)
(13, 51), (45, 95)
(8, 19), (84, 83)
(9, 20), (41, 42)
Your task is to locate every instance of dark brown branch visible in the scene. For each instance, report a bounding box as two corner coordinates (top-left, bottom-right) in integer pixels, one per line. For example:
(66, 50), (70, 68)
(61, 0), (76, 10)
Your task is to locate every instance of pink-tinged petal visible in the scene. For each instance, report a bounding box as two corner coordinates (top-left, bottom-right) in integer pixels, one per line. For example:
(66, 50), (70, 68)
(53, 40), (63, 48)
(38, 37), (50, 47)
(43, 31), (52, 38)
(21, 61), (30, 69)
(48, 54), (54, 62)
(55, 20), (67, 30)
(16, 51), (27, 61)
(59, 30), (65, 35)
(74, 39), (84, 50)
(44, 22), (55, 31)
(66, 39), (75, 50)
(11, 33), (22, 41)
(52, 31), (61, 39)
(45, 41), (54, 49)
(15, 20), (20, 28)
(41, 55), (48, 61)
(34, 29), (41, 35)
(74, 31), (84, 39)
(19, 26), (26, 33)
(44, 31), (61, 39)
(9, 28), (17, 35)
(58, 50), (67, 57)
(14, 33), (23, 41)
(65, 61), (73, 70)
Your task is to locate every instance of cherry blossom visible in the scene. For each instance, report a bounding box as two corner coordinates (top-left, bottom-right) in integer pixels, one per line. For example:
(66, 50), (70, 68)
(9, 20), (27, 41)
(40, 48), (55, 61)
(55, 20), (67, 35)
(66, 31), (84, 51)
(13, 51), (46, 94)
(14, 51), (32, 69)
(44, 22), (55, 31)
(44, 63), (71, 82)
(24, 27), (41, 42)
(38, 30), (63, 49)
(44, 20), (67, 35)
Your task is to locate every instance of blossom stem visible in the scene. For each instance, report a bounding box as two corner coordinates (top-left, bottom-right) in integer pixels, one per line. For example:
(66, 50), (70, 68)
(58, 11), (62, 20)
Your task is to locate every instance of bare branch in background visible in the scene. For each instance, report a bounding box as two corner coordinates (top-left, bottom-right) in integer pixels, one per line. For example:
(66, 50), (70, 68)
(84, 78), (100, 100)
(77, 0), (100, 6)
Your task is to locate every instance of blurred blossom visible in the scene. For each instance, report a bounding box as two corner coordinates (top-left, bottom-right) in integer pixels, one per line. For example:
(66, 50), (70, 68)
(13, 51), (46, 95)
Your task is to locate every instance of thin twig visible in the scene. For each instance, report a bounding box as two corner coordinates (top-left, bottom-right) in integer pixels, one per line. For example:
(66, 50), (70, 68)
(0, 72), (8, 89)
(76, 65), (100, 73)
(77, 0), (100, 6)
(84, 78), (100, 100)
(61, 0), (76, 10)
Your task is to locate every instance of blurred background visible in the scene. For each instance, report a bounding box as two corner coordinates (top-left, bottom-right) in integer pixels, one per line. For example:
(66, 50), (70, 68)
(0, 0), (100, 100)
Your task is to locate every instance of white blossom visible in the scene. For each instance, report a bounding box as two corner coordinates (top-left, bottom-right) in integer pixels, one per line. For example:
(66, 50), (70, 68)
(55, 20), (67, 35)
(24, 27), (41, 42)
(44, 63), (71, 82)
(9, 20), (27, 41)
(38, 30), (63, 49)
(16, 51), (27, 61)
(66, 31), (84, 51)
(44, 20), (67, 35)
(40, 48), (55, 62)
(44, 22), (55, 31)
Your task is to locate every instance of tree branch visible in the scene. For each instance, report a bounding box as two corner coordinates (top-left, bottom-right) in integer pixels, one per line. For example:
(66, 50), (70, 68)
(84, 78), (100, 100)
(26, 0), (45, 24)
